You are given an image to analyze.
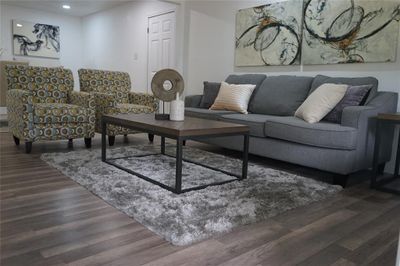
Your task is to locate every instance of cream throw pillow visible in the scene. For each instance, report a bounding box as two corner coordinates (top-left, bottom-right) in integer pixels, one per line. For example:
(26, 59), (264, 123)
(210, 82), (256, 114)
(295, 83), (348, 123)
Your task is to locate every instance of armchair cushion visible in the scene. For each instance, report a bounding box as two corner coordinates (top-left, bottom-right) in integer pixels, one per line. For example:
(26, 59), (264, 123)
(34, 103), (90, 124)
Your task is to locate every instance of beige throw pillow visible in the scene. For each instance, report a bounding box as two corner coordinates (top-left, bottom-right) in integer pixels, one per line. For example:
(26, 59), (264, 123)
(295, 83), (348, 123)
(210, 82), (256, 114)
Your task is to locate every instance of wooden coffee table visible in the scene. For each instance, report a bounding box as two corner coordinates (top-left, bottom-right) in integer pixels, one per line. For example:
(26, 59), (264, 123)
(101, 114), (250, 194)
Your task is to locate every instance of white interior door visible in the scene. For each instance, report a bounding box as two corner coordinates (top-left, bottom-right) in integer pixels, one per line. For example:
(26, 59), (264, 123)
(147, 11), (176, 92)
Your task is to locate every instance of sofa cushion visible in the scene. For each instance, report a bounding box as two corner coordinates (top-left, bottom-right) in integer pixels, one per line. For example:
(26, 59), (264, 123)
(220, 113), (276, 137)
(295, 83), (348, 124)
(34, 103), (89, 124)
(310, 75), (378, 103)
(265, 116), (358, 150)
(225, 74), (266, 88)
(199, 82), (221, 108)
(248, 75), (313, 115)
(185, 107), (237, 120)
(323, 84), (372, 123)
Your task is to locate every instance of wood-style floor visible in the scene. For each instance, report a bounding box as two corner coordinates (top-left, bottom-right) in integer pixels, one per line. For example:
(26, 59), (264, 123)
(1, 132), (399, 266)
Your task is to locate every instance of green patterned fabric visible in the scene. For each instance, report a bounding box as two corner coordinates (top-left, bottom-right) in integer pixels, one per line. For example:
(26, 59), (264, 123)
(7, 66), (73, 104)
(5, 65), (95, 142)
(79, 69), (131, 104)
(34, 103), (90, 124)
(78, 68), (158, 136)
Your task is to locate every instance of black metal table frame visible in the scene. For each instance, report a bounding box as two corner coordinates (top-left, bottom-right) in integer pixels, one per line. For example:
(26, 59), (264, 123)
(371, 119), (400, 195)
(101, 117), (249, 194)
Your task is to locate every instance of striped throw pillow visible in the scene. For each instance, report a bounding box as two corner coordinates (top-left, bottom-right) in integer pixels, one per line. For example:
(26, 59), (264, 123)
(210, 82), (256, 114)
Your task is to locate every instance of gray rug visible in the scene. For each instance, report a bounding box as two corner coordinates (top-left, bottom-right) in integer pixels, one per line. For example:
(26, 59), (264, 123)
(41, 145), (342, 245)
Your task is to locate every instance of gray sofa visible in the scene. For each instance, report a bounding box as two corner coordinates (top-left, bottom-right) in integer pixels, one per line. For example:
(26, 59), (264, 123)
(185, 74), (398, 185)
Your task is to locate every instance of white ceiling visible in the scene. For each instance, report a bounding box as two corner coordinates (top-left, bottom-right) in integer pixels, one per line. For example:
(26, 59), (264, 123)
(1, 0), (132, 17)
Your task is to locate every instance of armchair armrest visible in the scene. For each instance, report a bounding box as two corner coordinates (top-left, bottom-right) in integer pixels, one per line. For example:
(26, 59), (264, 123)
(185, 95), (203, 108)
(68, 91), (96, 128)
(129, 92), (158, 112)
(6, 89), (34, 139)
(68, 91), (95, 109)
(93, 92), (118, 109)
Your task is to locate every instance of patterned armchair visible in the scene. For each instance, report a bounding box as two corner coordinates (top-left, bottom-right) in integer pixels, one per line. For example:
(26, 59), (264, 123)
(6, 65), (95, 153)
(78, 69), (158, 146)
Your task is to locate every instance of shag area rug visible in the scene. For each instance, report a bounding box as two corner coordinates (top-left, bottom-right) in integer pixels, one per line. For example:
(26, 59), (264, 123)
(41, 145), (341, 245)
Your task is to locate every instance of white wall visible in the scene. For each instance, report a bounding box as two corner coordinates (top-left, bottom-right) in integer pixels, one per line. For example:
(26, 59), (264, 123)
(0, 4), (84, 90)
(82, 0), (181, 93)
(184, 0), (400, 98)
(182, 0), (400, 173)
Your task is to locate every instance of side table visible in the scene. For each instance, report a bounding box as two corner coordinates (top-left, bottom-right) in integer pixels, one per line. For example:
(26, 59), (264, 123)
(371, 113), (400, 195)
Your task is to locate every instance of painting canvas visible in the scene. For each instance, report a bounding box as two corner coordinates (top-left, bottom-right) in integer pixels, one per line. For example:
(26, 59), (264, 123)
(302, 0), (400, 64)
(235, 0), (303, 66)
(13, 20), (60, 59)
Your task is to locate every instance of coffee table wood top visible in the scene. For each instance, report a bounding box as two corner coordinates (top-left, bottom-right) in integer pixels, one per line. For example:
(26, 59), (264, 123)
(102, 113), (249, 137)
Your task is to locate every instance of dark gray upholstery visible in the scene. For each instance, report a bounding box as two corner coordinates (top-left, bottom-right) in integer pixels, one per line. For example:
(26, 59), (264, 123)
(310, 75), (378, 103)
(199, 82), (221, 108)
(225, 74), (266, 87)
(248, 75), (313, 115)
(196, 135), (357, 175)
(185, 74), (398, 176)
(219, 114), (276, 137)
(185, 107), (236, 120)
(265, 116), (358, 150)
(323, 84), (371, 123)
(185, 95), (203, 108)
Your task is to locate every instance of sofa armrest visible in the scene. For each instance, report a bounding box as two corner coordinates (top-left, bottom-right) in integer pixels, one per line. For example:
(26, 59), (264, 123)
(129, 92), (158, 112)
(342, 92), (398, 128)
(342, 91), (398, 166)
(185, 95), (203, 108)
(6, 89), (34, 139)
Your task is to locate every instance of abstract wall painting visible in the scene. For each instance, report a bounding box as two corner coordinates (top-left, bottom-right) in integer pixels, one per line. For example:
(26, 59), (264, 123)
(13, 20), (60, 59)
(235, 1), (303, 66)
(302, 0), (400, 64)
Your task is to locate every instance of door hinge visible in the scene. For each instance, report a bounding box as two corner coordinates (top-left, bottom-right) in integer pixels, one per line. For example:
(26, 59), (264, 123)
(147, 27), (149, 34)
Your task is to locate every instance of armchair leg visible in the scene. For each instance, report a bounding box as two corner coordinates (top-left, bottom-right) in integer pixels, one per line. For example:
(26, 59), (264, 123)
(109, 136), (115, 146)
(333, 174), (349, 188)
(25, 142), (32, 154)
(377, 163), (386, 175)
(148, 134), (154, 143)
(84, 138), (92, 148)
(68, 139), (73, 148)
(13, 135), (20, 146)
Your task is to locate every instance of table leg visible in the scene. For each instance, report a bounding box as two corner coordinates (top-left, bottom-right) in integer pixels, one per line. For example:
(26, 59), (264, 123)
(161, 136), (165, 155)
(175, 138), (183, 194)
(242, 134), (249, 180)
(101, 119), (107, 162)
(371, 120), (381, 188)
(394, 130), (400, 178)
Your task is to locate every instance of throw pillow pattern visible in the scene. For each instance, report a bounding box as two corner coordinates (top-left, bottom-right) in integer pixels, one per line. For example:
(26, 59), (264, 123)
(210, 82), (256, 114)
(199, 81), (221, 108)
(295, 83), (348, 123)
(323, 84), (372, 123)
